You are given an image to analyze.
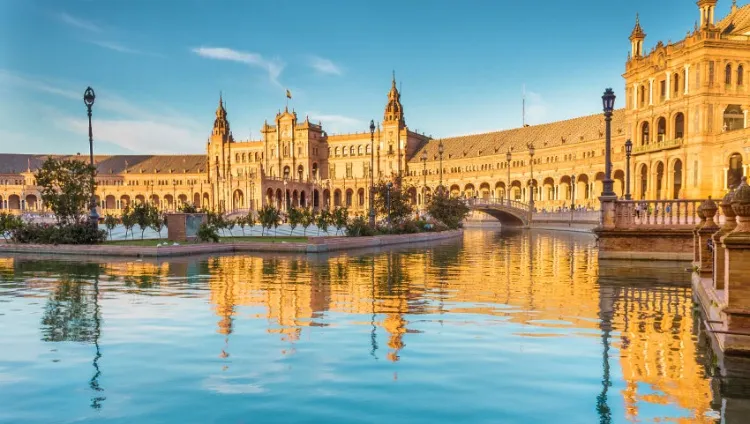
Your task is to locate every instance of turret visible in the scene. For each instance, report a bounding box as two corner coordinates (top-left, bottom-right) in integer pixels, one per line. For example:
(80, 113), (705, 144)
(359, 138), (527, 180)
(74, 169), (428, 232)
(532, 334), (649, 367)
(211, 93), (231, 143)
(629, 14), (646, 58)
(383, 71), (405, 127)
(697, 0), (718, 28)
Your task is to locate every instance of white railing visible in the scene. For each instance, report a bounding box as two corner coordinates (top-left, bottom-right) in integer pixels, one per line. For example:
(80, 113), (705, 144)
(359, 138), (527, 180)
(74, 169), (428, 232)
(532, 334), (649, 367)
(466, 198), (531, 212)
(532, 210), (600, 222)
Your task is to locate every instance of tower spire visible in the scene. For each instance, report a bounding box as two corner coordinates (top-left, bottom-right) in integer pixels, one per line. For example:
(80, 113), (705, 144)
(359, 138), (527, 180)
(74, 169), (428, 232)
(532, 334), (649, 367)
(629, 13), (646, 58)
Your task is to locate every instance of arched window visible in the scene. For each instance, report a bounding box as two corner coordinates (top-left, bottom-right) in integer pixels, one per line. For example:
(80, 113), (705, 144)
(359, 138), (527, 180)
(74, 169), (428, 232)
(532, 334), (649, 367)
(358, 145), (363, 155)
(728, 153), (744, 189)
(335, 147), (340, 156)
(640, 121), (650, 145)
(656, 162), (665, 199)
(235, 153), (240, 162)
(365, 144), (371, 154)
(726, 64), (733, 85)
(241, 153), (246, 162)
(656, 117), (667, 142)
(673, 73), (680, 96)
(673, 159), (683, 199)
(350, 146), (355, 156)
(738, 65), (745, 86)
(674, 112), (685, 138)
(723, 104), (744, 131)
(283, 166), (290, 179)
(639, 85), (646, 106)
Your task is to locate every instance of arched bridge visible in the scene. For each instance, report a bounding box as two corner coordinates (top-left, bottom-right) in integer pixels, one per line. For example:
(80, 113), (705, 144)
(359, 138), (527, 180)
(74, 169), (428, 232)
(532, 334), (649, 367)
(466, 199), (531, 226)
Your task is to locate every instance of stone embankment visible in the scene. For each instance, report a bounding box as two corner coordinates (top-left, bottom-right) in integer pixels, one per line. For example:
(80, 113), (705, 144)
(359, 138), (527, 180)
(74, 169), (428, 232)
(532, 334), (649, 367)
(0, 230), (463, 258)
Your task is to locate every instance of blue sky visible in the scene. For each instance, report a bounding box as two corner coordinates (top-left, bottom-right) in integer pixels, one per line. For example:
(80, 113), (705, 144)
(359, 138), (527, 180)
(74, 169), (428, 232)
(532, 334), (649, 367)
(0, 0), (736, 154)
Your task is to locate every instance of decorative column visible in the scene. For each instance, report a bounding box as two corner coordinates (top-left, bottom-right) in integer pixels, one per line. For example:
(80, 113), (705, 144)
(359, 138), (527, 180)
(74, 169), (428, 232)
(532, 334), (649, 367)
(693, 204), (706, 266)
(649, 78), (654, 105)
(684, 64), (690, 95)
(721, 178), (750, 353)
(744, 108), (748, 129)
(665, 72), (671, 101)
(632, 84), (639, 110)
(697, 197), (719, 277)
(713, 188), (737, 291)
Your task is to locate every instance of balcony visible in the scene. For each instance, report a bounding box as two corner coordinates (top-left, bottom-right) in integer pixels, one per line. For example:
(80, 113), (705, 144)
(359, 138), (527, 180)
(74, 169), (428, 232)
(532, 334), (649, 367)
(632, 137), (683, 155)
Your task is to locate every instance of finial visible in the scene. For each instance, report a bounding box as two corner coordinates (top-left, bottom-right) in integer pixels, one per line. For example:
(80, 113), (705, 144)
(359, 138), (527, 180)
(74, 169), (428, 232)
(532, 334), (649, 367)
(635, 12), (640, 26)
(732, 0), (738, 13)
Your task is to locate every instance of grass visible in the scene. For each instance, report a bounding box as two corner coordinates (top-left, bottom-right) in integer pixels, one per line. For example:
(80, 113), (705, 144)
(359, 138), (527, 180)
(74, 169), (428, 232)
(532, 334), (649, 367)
(103, 235), (308, 247)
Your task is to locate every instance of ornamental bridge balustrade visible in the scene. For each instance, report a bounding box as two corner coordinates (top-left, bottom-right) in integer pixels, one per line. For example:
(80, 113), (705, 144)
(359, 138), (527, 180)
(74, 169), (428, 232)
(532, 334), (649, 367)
(466, 198), (531, 227)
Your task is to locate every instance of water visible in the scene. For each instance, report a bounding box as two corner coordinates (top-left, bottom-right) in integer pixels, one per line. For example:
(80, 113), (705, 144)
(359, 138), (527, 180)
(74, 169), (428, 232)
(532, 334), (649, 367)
(0, 229), (736, 423)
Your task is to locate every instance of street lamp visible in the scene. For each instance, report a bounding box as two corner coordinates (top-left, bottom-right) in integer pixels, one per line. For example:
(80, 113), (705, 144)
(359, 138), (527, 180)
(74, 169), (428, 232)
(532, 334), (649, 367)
(83, 87), (98, 226)
(369, 120), (376, 226)
(601, 88), (616, 198)
(528, 143), (535, 211)
(386, 181), (393, 225)
(283, 177), (288, 212)
(624, 139), (633, 200)
(506, 149), (512, 205)
(438, 140), (444, 193)
(420, 149), (427, 211)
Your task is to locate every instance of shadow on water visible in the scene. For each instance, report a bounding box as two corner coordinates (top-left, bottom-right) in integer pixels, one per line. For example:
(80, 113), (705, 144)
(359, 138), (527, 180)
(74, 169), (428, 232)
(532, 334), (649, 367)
(3, 228), (750, 422)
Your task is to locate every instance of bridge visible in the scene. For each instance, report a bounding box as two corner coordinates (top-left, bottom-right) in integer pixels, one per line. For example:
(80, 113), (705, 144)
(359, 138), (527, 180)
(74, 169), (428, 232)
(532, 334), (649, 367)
(465, 198), (531, 226)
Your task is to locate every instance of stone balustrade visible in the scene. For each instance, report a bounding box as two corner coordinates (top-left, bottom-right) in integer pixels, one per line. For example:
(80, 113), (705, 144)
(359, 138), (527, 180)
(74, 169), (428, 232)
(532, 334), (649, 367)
(613, 199), (724, 228)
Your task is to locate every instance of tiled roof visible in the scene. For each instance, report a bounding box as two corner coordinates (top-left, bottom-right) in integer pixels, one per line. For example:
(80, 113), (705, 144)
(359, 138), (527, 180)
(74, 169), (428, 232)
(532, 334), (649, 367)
(410, 109), (626, 163)
(0, 154), (207, 175)
(718, 4), (750, 35)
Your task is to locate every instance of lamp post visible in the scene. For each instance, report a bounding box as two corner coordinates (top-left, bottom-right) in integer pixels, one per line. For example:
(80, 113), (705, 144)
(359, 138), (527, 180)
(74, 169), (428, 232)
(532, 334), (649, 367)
(438, 140), (444, 194)
(624, 139), (633, 200)
(386, 181), (393, 225)
(506, 149), (512, 206)
(421, 149), (427, 212)
(601, 88), (616, 198)
(369, 120), (376, 226)
(571, 174), (576, 223)
(528, 143), (535, 211)
(283, 177), (288, 212)
(83, 87), (98, 226)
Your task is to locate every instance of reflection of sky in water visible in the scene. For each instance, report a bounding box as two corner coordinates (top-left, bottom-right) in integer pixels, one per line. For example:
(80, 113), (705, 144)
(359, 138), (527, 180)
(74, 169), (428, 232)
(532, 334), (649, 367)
(0, 230), (724, 423)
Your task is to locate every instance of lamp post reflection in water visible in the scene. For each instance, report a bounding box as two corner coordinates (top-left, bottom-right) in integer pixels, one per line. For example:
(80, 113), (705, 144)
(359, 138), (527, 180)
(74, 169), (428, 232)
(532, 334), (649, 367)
(90, 272), (105, 410)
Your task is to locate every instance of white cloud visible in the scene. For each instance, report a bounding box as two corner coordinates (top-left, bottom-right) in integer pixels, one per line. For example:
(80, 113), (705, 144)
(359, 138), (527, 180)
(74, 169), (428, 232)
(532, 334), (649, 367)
(59, 12), (101, 33)
(0, 70), (206, 154)
(55, 117), (204, 154)
(192, 47), (284, 86)
(89, 40), (159, 57)
(525, 91), (548, 125)
(307, 113), (363, 134)
(309, 56), (342, 76)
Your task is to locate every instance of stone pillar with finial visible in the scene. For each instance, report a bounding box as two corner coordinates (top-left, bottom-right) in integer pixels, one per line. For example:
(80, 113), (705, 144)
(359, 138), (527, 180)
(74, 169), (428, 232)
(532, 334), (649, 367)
(720, 178), (750, 354)
(713, 188), (737, 292)
(698, 197), (719, 277)
(693, 204), (707, 267)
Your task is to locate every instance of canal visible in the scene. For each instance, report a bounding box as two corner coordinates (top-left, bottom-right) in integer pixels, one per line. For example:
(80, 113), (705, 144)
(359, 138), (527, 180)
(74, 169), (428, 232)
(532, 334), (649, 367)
(0, 229), (744, 423)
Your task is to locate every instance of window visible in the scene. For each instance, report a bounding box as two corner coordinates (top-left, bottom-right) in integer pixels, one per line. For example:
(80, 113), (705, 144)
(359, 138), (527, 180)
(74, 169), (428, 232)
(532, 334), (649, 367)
(726, 64), (733, 85)
(660, 80), (666, 100)
(346, 163), (353, 178)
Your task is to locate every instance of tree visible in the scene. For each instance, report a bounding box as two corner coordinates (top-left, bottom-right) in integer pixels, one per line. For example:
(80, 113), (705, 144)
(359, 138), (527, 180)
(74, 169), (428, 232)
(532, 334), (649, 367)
(120, 206), (136, 239)
(288, 207), (303, 236)
(374, 177), (414, 224)
(333, 207), (348, 235)
(131, 203), (151, 239)
(316, 209), (330, 236)
(236, 216), (246, 236)
(34, 157), (97, 225)
(178, 203), (198, 213)
(103, 214), (118, 240)
(300, 208), (314, 236)
(148, 206), (165, 239)
(245, 211), (256, 235)
(0, 212), (22, 242)
(427, 190), (470, 229)
(258, 204), (280, 237)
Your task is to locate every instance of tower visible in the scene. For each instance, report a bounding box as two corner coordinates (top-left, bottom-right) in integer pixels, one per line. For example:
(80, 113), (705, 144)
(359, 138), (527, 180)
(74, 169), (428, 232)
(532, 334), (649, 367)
(629, 14), (646, 58)
(383, 71), (405, 127)
(207, 93), (234, 211)
(697, 0), (718, 28)
(382, 72), (406, 178)
(211, 93), (231, 143)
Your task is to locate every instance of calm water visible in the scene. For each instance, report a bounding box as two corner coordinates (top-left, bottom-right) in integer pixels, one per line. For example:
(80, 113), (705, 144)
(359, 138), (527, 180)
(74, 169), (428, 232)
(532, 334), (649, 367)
(0, 230), (735, 423)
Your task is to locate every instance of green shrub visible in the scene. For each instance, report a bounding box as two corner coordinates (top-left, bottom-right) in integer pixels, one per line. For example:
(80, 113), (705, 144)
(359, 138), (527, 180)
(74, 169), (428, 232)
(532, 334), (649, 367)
(178, 203), (198, 213)
(345, 215), (375, 237)
(197, 223), (219, 243)
(0, 212), (23, 242)
(427, 191), (470, 229)
(11, 222), (107, 245)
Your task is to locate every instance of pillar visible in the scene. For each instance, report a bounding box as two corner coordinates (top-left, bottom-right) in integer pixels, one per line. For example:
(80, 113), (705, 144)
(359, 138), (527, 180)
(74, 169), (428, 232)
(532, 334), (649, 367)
(666, 72), (671, 101)
(714, 189), (737, 291)
(684, 64), (690, 95)
(744, 109), (748, 129)
(698, 198), (719, 277)
(721, 179), (750, 354)
(649, 78), (654, 105)
(633, 84), (638, 110)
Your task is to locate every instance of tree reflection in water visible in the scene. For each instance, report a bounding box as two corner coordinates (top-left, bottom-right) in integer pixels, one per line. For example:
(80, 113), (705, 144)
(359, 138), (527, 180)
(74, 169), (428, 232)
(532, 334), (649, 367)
(38, 262), (105, 409)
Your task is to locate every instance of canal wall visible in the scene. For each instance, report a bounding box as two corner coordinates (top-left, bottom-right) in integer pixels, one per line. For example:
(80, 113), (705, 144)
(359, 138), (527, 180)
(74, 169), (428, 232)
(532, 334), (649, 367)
(0, 229), (463, 258)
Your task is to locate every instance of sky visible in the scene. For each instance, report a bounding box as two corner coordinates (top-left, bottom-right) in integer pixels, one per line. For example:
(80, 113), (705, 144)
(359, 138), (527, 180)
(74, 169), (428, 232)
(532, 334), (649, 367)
(0, 0), (737, 155)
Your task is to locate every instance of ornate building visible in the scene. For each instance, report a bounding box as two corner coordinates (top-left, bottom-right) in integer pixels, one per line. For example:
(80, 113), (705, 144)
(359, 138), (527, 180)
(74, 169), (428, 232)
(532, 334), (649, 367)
(1, 1), (749, 216)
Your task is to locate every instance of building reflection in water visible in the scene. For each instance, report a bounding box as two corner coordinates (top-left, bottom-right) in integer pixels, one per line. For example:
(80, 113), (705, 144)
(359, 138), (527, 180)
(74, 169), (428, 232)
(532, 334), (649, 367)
(4, 230), (750, 421)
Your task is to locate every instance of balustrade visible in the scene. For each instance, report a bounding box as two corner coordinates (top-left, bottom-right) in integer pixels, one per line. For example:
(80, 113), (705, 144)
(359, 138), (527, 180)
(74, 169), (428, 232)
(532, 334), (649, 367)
(632, 138), (683, 155)
(613, 199), (724, 228)
(466, 198), (530, 212)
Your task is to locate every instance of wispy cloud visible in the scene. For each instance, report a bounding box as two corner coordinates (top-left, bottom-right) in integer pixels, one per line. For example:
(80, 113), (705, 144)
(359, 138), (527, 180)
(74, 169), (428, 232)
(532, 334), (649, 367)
(192, 47), (284, 86)
(89, 40), (156, 56)
(525, 91), (548, 125)
(59, 12), (101, 33)
(0, 70), (205, 154)
(307, 113), (362, 134)
(309, 56), (342, 76)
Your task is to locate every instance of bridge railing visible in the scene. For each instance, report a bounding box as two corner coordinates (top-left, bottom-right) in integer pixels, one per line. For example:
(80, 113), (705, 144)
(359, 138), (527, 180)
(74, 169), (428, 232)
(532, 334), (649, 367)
(532, 210), (600, 222)
(613, 199), (723, 228)
(466, 198), (531, 212)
